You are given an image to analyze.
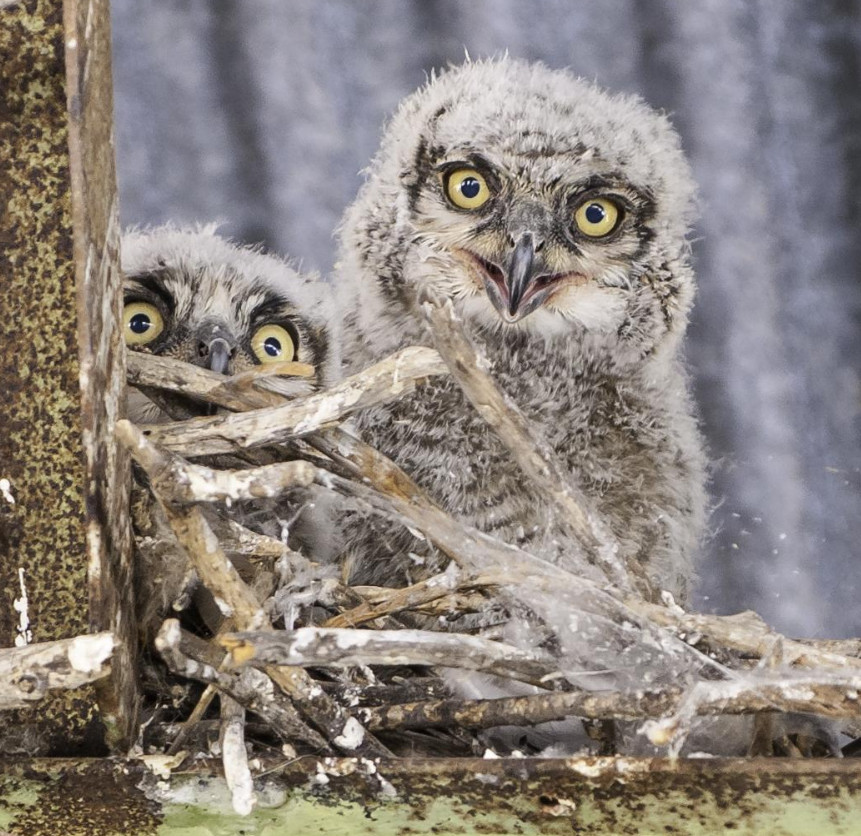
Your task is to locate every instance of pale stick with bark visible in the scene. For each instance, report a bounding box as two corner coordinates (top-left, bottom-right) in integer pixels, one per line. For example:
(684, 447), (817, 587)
(219, 627), (559, 689)
(220, 694), (255, 816)
(358, 673), (861, 734)
(0, 632), (114, 710)
(419, 289), (635, 595)
(138, 346), (449, 456)
(155, 619), (327, 749)
(126, 351), (311, 411)
(117, 421), (392, 760)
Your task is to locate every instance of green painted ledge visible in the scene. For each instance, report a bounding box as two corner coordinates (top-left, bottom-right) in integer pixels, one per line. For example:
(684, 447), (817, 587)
(0, 756), (859, 835)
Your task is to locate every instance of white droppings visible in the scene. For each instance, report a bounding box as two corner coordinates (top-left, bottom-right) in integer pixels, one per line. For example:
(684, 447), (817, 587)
(376, 774), (398, 799)
(333, 716), (365, 750)
(68, 632), (114, 673)
(139, 751), (188, 780)
(0, 478), (15, 505)
(13, 567), (31, 647)
(213, 596), (234, 617)
(312, 764), (330, 785)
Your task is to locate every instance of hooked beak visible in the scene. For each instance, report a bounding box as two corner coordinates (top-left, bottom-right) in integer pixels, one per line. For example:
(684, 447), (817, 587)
(204, 337), (232, 375)
(505, 232), (536, 319)
(476, 232), (553, 323)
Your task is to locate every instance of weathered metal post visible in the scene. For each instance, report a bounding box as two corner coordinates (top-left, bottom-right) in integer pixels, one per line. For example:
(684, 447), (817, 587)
(0, 0), (137, 753)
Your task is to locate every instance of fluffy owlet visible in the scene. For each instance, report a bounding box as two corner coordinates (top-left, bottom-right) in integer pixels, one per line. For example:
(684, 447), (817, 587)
(121, 225), (340, 636)
(122, 225), (337, 423)
(337, 59), (707, 604)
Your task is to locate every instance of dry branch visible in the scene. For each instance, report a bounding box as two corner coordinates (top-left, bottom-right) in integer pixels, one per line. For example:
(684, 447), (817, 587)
(220, 694), (255, 816)
(360, 674), (861, 733)
(139, 346), (448, 456)
(323, 575), (497, 628)
(420, 290), (634, 594)
(219, 627), (559, 688)
(126, 351), (307, 411)
(155, 620), (327, 749)
(0, 632), (114, 710)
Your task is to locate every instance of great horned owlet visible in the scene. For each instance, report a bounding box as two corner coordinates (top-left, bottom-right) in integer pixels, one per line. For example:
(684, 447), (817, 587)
(337, 59), (707, 603)
(121, 225), (340, 635)
(122, 224), (337, 423)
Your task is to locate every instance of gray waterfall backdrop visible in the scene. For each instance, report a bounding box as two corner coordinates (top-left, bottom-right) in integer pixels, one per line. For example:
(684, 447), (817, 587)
(111, 1), (861, 639)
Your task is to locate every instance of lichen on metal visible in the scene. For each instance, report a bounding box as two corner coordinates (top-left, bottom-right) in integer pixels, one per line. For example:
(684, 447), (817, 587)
(1, 757), (861, 836)
(0, 0), (136, 754)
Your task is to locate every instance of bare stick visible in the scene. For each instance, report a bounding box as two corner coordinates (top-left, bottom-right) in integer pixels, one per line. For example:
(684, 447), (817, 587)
(0, 632), (114, 710)
(126, 351), (309, 411)
(220, 695), (255, 816)
(139, 346), (448, 456)
(420, 291), (633, 594)
(219, 627), (559, 688)
(323, 574), (498, 628)
(155, 620), (327, 749)
(632, 605), (861, 675)
(360, 674), (861, 733)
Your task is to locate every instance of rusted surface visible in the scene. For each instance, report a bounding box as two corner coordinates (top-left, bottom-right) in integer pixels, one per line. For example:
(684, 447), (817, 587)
(0, 756), (860, 835)
(63, 0), (137, 750)
(0, 0), (134, 754)
(0, 0), (99, 755)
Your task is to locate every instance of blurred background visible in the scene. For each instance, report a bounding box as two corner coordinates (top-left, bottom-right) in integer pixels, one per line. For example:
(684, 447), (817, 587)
(110, 0), (861, 638)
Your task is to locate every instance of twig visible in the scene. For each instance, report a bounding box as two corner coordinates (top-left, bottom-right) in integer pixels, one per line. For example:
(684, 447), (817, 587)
(631, 605), (861, 675)
(323, 574), (497, 628)
(219, 627), (559, 688)
(0, 632), (114, 710)
(419, 290), (634, 594)
(220, 695), (255, 816)
(138, 346), (449, 456)
(126, 351), (309, 411)
(360, 674), (861, 733)
(155, 620), (327, 749)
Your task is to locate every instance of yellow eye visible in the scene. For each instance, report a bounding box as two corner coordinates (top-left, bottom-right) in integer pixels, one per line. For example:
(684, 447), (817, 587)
(574, 198), (621, 238)
(445, 168), (491, 210)
(251, 324), (296, 364)
(123, 301), (164, 346)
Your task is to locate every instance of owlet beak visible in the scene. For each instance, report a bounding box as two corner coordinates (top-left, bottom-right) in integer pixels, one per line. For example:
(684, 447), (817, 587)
(505, 232), (537, 319)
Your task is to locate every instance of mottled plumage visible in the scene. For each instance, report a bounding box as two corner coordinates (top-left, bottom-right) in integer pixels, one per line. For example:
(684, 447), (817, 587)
(337, 59), (707, 603)
(123, 224), (337, 423)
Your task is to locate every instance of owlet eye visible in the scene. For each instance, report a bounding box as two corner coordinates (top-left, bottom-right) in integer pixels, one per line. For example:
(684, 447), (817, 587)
(251, 324), (296, 364)
(445, 168), (491, 210)
(574, 198), (621, 238)
(123, 301), (165, 346)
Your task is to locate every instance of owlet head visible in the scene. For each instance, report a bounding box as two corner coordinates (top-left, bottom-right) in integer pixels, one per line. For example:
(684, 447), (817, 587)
(341, 58), (697, 352)
(122, 225), (338, 421)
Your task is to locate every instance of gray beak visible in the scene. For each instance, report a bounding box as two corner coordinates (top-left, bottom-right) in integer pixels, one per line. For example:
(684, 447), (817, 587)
(204, 337), (232, 375)
(505, 232), (537, 318)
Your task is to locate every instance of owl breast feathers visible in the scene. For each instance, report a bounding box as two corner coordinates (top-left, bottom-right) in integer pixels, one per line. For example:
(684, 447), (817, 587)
(336, 58), (707, 602)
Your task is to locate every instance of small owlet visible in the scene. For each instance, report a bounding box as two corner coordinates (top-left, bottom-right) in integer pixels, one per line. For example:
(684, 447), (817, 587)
(336, 59), (708, 603)
(122, 224), (338, 423)
(121, 225), (340, 636)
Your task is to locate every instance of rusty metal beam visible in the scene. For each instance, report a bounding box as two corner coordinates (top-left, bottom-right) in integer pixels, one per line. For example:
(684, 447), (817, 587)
(0, 0), (136, 754)
(0, 756), (860, 835)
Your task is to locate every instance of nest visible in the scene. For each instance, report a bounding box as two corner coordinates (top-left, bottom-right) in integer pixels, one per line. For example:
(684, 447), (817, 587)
(104, 293), (861, 810)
